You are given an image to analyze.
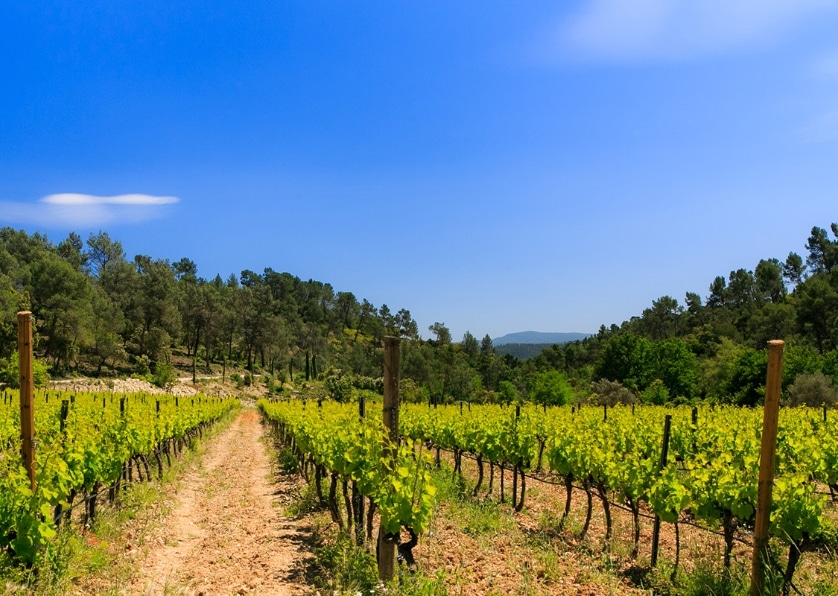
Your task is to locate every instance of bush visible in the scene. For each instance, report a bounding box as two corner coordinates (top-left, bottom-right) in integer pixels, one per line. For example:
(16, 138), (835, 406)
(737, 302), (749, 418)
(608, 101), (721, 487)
(323, 367), (353, 402)
(470, 388), (494, 404)
(230, 372), (243, 388)
(590, 378), (637, 406)
(134, 354), (152, 377)
(400, 378), (427, 403)
(787, 372), (838, 407)
(353, 375), (383, 393)
(152, 361), (176, 388)
(641, 379), (669, 406)
(0, 353), (50, 388)
(528, 370), (574, 406)
(262, 373), (276, 392)
(497, 380), (519, 405)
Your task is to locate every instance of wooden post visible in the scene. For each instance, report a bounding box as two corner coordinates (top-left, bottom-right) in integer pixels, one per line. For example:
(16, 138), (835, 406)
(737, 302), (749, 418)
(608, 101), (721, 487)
(378, 336), (401, 582)
(651, 414), (673, 568)
(17, 311), (36, 491)
(60, 400), (70, 434)
(354, 395), (366, 545)
(750, 340), (784, 596)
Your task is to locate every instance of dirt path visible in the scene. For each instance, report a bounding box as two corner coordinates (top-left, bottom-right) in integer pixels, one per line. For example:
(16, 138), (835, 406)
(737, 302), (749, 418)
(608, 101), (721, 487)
(130, 408), (312, 595)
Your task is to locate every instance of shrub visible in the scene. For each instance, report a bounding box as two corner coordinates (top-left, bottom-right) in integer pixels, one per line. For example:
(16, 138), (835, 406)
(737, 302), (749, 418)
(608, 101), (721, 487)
(400, 378), (427, 403)
(641, 379), (669, 406)
(497, 380), (518, 405)
(134, 354), (152, 377)
(152, 361), (176, 388)
(528, 370), (574, 406)
(787, 372), (838, 407)
(353, 375), (383, 393)
(0, 353), (50, 388)
(323, 367), (353, 402)
(590, 378), (637, 406)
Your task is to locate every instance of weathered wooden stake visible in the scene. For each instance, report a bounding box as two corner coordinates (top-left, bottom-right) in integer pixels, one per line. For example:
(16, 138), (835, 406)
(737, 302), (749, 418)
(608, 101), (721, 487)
(651, 414), (672, 568)
(378, 336), (401, 582)
(354, 395), (366, 545)
(18, 311), (36, 491)
(750, 340), (784, 596)
(60, 400), (69, 434)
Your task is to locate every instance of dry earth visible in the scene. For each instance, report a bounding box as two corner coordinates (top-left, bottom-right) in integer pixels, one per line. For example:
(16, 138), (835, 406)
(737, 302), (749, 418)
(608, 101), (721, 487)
(127, 408), (312, 595)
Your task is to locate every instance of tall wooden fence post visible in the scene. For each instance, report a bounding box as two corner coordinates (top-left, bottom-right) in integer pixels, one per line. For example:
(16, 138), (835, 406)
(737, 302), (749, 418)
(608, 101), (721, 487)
(17, 311), (36, 491)
(378, 336), (401, 582)
(750, 340), (784, 596)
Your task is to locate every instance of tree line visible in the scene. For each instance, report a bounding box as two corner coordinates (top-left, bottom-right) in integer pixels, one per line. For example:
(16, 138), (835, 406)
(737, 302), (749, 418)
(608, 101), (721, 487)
(2, 224), (837, 406)
(525, 223), (838, 407)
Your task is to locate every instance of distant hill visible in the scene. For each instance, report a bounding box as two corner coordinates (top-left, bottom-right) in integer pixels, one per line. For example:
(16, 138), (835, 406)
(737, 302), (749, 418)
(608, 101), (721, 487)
(494, 343), (554, 360)
(492, 331), (591, 346)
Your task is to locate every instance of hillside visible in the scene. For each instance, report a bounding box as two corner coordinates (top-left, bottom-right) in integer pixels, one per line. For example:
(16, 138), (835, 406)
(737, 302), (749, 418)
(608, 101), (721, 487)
(492, 331), (591, 346)
(494, 343), (554, 360)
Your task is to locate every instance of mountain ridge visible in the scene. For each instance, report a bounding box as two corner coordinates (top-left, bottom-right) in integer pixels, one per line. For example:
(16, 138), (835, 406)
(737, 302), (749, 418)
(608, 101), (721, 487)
(492, 331), (591, 346)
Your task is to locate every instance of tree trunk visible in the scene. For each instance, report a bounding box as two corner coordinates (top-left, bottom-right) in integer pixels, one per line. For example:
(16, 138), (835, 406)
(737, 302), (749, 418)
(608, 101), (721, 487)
(580, 480), (593, 540)
(560, 474), (573, 530)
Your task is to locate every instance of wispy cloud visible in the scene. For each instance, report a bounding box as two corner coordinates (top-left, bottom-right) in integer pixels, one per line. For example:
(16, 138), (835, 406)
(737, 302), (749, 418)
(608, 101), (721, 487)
(0, 193), (179, 228)
(543, 0), (838, 64)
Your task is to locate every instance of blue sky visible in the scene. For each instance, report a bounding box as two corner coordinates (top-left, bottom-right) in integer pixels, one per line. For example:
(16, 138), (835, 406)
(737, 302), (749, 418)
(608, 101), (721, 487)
(2, 1), (837, 340)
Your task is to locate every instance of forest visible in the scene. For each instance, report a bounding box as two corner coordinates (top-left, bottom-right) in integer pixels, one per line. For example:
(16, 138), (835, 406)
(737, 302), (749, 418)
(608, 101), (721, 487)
(1, 223), (837, 408)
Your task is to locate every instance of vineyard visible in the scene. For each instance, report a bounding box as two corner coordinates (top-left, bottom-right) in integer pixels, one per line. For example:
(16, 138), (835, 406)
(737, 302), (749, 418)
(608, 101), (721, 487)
(260, 397), (838, 594)
(2, 386), (838, 593)
(0, 387), (238, 566)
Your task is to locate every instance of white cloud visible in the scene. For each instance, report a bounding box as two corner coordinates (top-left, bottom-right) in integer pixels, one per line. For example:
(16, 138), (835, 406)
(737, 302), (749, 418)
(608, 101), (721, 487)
(0, 193), (180, 228)
(547, 0), (838, 63)
(41, 193), (179, 206)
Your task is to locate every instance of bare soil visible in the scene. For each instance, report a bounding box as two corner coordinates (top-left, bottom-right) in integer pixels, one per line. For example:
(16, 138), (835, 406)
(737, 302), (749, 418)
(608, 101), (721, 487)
(127, 408), (313, 595)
